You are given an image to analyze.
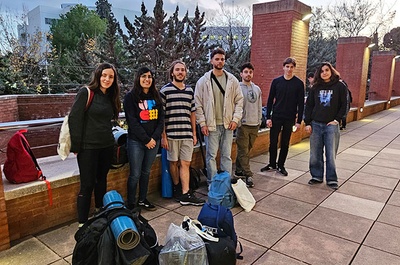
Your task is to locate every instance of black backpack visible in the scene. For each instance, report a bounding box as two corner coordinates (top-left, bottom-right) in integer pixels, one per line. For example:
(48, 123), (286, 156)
(72, 206), (160, 265)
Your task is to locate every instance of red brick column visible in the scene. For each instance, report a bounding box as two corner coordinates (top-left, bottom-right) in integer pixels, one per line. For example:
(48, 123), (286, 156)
(251, 0), (311, 104)
(391, 57), (400, 97)
(369, 50), (397, 105)
(336, 37), (371, 119)
(0, 171), (10, 250)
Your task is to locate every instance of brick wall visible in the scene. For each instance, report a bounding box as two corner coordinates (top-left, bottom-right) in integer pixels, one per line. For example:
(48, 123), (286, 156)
(0, 171), (10, 251)
(336, 37), (371, 119)
(0, 96), (18, 123)
(251, 0), (311, 105)
(394, 59), (400, 96)
(369, 50), (397, 102)
(0, 94), (75, 164)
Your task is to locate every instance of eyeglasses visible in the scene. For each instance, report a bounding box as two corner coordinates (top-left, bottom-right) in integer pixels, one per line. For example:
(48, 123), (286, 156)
(140, 74), (153, 79)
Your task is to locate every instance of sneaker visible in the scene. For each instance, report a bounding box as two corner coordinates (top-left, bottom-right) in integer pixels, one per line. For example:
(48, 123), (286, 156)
(308, 179), (323, 185)
(246, 176), (254, 188)
(277, 166), (288, 176)
(327, 183), (339, 190)
(179, 192), (205, 206)
(138, 199), (156, 211)
(260, 164), (276, 172)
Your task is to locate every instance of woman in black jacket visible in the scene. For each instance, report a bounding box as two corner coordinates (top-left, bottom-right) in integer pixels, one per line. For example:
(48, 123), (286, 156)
(123, 67), (164, 210)
(69, 62), (121, 226)
(304, 62), (347, 190)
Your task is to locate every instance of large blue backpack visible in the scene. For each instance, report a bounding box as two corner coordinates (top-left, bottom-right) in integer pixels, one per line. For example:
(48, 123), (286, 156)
(207, 171), (236, 208)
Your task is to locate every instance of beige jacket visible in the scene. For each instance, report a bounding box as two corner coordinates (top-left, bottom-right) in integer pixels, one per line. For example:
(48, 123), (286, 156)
(194, 70), (243, 131)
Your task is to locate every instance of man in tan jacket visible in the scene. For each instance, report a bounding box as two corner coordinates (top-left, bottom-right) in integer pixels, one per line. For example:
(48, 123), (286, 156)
(194, 48), (243, 183)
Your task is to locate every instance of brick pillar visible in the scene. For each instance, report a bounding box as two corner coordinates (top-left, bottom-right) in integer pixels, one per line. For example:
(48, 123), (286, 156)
(369, 50), (397, 106)
(251, 0), (311, 104)
(336, 37), (371, 119)
(393, 57), (400, 97)
(0, 171), (10, 250)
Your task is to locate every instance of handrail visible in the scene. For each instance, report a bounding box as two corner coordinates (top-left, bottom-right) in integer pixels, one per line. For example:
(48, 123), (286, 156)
(0, 113), (126, 131)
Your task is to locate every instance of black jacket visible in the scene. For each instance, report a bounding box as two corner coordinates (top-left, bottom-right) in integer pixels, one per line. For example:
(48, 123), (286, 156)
(68, 87), (114, 153)
(304, 80), (347, 125)
(123, 90), (164, 144)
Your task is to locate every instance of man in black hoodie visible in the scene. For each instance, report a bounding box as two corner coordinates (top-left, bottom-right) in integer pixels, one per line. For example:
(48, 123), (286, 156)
(261, 57), (305, 176)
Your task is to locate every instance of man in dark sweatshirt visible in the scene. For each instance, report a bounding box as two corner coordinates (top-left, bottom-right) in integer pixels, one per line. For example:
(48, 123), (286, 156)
(260, 57), (305, 176)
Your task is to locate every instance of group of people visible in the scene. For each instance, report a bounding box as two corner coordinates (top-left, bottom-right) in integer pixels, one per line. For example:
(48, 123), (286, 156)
(67, 47), (351, 227)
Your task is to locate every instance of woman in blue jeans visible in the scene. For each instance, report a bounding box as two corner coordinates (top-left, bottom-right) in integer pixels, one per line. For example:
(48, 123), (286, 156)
(304, 62), (347, 190)
(123, 67), (164, 210)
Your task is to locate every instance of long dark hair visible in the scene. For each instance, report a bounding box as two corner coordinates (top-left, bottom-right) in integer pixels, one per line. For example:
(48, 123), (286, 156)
(313, 62), (340, 86)
(132, 66), (162, 105)
(87, 62), (121, 119)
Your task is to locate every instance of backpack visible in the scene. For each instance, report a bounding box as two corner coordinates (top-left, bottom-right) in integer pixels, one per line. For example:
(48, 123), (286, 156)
(72, 206), (160, 265)
(207, 171), (236, 208)
(3, 129), (45, 184)
(197, 203), (243, 262)
(110, 126), (128, 169)
(57, 87), (94, 160)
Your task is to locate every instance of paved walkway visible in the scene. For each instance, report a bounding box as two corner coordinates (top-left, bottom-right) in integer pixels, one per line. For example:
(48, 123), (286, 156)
(1, 105), (400, 265)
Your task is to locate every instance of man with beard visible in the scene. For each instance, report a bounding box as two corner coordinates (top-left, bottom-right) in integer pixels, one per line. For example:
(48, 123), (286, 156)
(160, 60), (205, 205)
(194, 48), (243, 184)
(234, 62), (262, 187)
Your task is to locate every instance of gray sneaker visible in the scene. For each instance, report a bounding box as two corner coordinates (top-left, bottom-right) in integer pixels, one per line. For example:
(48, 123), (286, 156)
(179, 192), (205, 206)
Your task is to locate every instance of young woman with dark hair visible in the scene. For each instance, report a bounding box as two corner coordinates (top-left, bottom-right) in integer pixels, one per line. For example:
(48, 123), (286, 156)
(123, 67), (164, 210)
(304, 62), (347, 190)
(68, 62), (121, 226)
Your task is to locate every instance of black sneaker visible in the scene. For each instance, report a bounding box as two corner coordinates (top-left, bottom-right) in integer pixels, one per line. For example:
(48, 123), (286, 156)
(308, 179), (323, 185)
(179, 192), (205, 206)
(260, 164), (276, 172)
(246, 176), (254, 188)
(277, 166), (288, 176)
(327, 183), (339, 190)
(138, 199), (156, 211)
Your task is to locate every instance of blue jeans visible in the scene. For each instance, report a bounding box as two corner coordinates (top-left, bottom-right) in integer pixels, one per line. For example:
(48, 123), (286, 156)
(127, 138), (160, 204)
(204, 125), (233, 182)
(309, 121), (340, 184)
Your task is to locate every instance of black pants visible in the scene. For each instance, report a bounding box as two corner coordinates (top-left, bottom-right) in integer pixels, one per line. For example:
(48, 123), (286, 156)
(76, 146), (113, 223)
(269, 118), (294, 168)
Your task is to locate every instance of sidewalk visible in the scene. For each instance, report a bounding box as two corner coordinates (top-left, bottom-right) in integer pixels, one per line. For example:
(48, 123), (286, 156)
(1, 105), (400, 265)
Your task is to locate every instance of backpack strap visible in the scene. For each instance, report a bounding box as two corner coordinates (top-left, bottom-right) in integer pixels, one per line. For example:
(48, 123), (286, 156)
(211, 72), (226, 95)
(85, 87), (94, 111)
(19, 129), (53, 206)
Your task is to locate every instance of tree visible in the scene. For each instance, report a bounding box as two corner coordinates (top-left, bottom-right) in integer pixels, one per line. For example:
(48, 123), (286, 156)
(307, 7), (337, 73)
(383, 27), (400, 54)
(0, 6), (51, 94)
(204, 1), (251, 78)
(50, 4), (107, 53)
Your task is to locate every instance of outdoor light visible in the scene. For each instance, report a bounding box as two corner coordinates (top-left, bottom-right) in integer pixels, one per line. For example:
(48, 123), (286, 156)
(292, 125), (297, 132)
(360, 108), (364, 113)
(388, 101), (391, 105)
(302, 13), (313, 21)
(368, 43), (376, 48)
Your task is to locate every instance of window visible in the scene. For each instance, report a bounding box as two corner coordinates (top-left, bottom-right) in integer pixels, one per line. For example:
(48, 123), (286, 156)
(45, 18), (56, 25)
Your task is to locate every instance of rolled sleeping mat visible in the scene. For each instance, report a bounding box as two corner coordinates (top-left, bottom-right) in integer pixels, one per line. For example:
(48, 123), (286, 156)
(112, 126), (128, 146)
(103, 190), (140, 250)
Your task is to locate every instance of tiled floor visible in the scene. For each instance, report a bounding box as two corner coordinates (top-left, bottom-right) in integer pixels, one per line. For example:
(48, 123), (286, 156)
(1, 105), (400, 264)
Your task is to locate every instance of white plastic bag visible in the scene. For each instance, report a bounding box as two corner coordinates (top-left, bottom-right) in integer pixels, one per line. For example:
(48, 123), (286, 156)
(159, 223), (208, 265)
(57, 115), (70, 160)
(231, 178), (256, 212)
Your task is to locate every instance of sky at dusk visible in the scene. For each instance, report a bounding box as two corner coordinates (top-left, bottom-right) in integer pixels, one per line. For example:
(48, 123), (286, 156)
(1, 0), (399, 31)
